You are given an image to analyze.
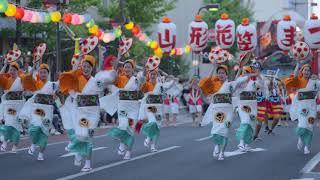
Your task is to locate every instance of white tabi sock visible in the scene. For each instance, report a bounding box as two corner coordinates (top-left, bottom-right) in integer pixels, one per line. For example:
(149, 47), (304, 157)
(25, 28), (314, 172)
(84, 160), (91, 168)
(37, 152), (44, 160)
(31, 144), (36, 151)
(119, 143), (125, 151)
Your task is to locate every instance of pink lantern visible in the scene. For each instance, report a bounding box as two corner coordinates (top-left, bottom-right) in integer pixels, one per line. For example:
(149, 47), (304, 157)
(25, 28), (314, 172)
(71, 14), (80, 25)
(277, 15), (296, 52)
(187, 15), (208, 53)
(236, 18), (257, 52)
(215, 13), (235, 49)
(22, 10), (32, 22)
(30, 12), (39, 23)
(157, 16), (176, 53)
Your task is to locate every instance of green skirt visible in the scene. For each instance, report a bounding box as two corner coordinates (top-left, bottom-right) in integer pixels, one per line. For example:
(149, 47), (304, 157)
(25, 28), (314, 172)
(236, 123), (253, 144)
(0, 125), (20, 143)
(211, 134), (228, 146)
(66, 129), (76, 142)
(295, 128), (313, 146)
(141, 122), (160, 143)
(107, 127), (134, 150)
(28, 125), (48, 148)
(68, 139), (93, 156)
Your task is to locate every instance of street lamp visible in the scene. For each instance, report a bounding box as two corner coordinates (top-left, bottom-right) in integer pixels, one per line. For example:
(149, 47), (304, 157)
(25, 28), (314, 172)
(197, 4), (220, 14)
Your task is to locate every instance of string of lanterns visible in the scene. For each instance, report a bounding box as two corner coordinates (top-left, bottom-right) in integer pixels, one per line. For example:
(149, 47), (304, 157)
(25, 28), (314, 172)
(0, 0), (192, 57)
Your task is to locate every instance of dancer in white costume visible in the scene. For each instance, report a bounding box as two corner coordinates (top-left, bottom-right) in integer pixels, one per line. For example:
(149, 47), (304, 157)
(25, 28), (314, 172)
(0, 61), (25, 152)
(235, 66), (260, 151)
(201, 65), (250, 160)
(163, 75), (182, 127)
(138, 61), (164, 152)
(107, 59), (144, 160)
(290, 78), (319, 154)
(19, 64), (57, 160)
(59, 55), (101, 172)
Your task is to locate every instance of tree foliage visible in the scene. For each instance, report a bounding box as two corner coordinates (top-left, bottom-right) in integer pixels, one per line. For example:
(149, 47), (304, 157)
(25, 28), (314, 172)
(98, 0), (190, 76)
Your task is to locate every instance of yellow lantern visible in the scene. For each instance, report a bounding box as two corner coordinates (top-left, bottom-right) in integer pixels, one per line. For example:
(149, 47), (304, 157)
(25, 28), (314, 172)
(184, 45), (192, 53)
(125, 21), (134, 30)
(50, 11), (61, 23)
(89, 25), (98, 34)
(5, 4), (16, 17)
(154, 47), (163, 57)
(150, 41), (158, 49)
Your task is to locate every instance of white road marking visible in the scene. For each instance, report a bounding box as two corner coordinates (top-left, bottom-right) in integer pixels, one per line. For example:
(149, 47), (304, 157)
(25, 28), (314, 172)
(60, 147), (108, 158)
(291, 179), (314, 180)
(301, 152), (320, 173)
(225, 148), (266, 157)
(195, 136), (211, 142)
(0, 134), (111, 155)
(56, 146), (181, 180)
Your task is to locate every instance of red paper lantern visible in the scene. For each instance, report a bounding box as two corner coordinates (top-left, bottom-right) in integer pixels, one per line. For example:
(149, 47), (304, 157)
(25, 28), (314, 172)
(131, 25), (141, 36)
(15, 7), (24, 20)
(63, 13), (72, 24)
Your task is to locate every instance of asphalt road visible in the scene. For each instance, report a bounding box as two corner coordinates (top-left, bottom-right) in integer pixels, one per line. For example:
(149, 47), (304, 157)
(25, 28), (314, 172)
(1, 114), (320, 180)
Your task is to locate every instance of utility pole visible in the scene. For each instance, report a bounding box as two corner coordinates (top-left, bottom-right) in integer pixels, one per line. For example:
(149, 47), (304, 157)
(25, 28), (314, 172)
(119, 0), (125, 23)
(56, 3), (61, 72)
(15, 0), (21, 46)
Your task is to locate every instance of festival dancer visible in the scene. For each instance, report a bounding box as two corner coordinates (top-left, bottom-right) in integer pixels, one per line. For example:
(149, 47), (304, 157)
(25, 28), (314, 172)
(284, 64), (312, 121)
(163, 75), (182, 127)
(291, 78), (319, 154)
(138, 59), (164, 152)
(200, 65), (251, 160)
(19, 64), (57, 160)
(107, 59), (144, 160)
(249, 62), (271, 140)
(0, 61), (25, 152)
(235, 66), (260, 151)
(59, 55), (101, 172)
(187, 77), (203, 127)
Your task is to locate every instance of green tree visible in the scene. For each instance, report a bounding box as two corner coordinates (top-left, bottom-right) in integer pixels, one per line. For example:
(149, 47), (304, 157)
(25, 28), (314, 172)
(99, 0), (177, 29)
(97, 0), (191, 76)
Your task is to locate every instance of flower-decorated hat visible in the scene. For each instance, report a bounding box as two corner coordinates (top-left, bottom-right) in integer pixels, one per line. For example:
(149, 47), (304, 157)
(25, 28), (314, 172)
(145, 56), (161, 71)
(33, 43), (47, 63)
(119, 36), (133, 55)
(79, 36), (98, 54)
(290, 41), (310, 60)
(4, 44), (21, 63)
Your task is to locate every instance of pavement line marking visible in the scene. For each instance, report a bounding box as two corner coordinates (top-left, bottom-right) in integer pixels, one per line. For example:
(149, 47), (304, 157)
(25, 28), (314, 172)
(301, 152), (320, 173)
(291, 179), (314, 180)
(0, 134), (110, 155)
(195, 136), (211, 142)
(225, 148), (266, 157)
(61, 147), (108, 158)
(0, 121), (188, 155)
(56, 146), (181, 180)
